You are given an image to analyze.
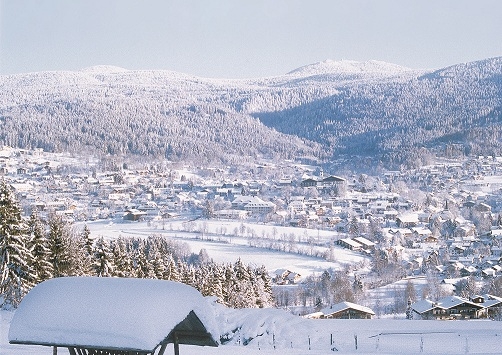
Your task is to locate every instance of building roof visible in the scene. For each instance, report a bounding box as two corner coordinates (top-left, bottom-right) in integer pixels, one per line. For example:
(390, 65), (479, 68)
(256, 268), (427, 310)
(410, 299), (443, 314)
(353, 236), (375, 247)
(412, 295), (486, 315)
(397, 213), (419, 223)
(339, 238), (363, 248)
(9, 277), (218, 353)
(438, 296), (485, 310)
(321, 301), (375, 316)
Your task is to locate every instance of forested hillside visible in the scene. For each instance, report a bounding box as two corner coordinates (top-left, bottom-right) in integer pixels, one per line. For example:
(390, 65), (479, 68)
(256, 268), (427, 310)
(253, 57), (502, 166)
(0, 58), (501, 167)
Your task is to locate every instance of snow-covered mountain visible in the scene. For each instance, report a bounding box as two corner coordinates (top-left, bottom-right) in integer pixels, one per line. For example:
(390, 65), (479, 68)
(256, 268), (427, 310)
(287, 59), (413, 76)
(0, 57), (501, 166)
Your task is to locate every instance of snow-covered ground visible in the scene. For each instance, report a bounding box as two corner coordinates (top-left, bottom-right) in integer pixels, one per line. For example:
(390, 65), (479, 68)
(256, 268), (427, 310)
(81, 218), (369, 277)
(3, 307), (502, 354)
(2, 274), (501, 355)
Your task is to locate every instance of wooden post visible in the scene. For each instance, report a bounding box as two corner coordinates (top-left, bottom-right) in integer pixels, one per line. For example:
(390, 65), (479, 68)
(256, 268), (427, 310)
(157, 343), (168, 355)
(173, 333), (180, 355)
(53, 346), (57, 355)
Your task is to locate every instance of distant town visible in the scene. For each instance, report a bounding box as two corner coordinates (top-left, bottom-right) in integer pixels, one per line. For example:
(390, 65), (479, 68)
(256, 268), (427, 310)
(3, 145), (502, 318)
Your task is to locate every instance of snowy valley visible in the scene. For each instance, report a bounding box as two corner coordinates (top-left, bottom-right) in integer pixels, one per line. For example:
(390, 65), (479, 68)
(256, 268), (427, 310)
(1, 58), (502, 354)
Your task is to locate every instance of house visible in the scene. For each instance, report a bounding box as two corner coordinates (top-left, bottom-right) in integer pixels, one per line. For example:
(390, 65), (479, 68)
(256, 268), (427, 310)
(273, 269), (302, 285)
(213, 209), (248, 220)
(478, 294), (502, 319)
(396, 214), (419, 228)
(412, 227), (433, 241)
(409, 299), (443, 320)
(320, 302), (375, 319)
(300, 178), (318, 188)
(411, 296), (487, 320)
(243, 197), (276, 214)
(353, 236), (376, 251)
(338, 238), (363, 251)
(320, 175), (346, 193)
(288, 200), (306, 213)
(123, 208), (147, 221)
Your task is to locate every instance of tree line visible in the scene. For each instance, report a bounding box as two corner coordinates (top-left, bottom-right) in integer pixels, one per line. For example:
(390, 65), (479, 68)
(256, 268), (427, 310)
(0, 181), (273, 309)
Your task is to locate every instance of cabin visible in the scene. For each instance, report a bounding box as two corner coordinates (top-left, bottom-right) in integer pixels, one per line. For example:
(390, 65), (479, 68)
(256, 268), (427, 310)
(9, 277), (218, 355)
(320, 302), (375, 319)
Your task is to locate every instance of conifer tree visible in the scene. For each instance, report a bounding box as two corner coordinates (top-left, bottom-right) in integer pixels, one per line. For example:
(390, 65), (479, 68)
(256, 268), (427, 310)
(93, 237), (114, 277)
(163, 254), (180, 281)
(149, 246), (166, 279)
(0, 181), (35, 308)
(81, 224), (94, 258)
(254, 265), (274, 308)
(206, 263), (225, 303)
(180, 263), (197, 288)
(47, 214), (73, 277)
(111, 237), (132, 277)
(27, 210), (52, 283)
(134, 248), (153, 279)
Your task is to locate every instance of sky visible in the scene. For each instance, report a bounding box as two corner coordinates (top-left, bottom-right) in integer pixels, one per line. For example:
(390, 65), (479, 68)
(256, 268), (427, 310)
(1, 0), (502, 79)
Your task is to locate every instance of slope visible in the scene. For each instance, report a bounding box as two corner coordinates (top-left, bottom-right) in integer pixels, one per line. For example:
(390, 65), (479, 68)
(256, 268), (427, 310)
(1, 58), (501, 167)
(0, 69), (321, 164)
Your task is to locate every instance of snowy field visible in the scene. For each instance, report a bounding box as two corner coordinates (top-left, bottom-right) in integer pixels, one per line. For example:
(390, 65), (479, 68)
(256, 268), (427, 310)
(3, 308), (502, 354)
(81, 218), (369, 276)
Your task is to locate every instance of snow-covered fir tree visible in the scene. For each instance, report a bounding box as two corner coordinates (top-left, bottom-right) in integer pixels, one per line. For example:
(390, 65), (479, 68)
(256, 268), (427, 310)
(111, 237), (133, 277)
(27, 210), (52, 283)
(0, 181), (35, 308)
(47, 214), (73, 277)
(93, 236), (114, 277)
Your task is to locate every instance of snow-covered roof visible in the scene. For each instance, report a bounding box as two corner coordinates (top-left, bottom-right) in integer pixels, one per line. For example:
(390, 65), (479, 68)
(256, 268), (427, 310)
(320, 301), (375, 316)
(9, 277), (218, 352)
(481, 294), (502, 308)
(353, 236), (375, 247)
(339, 238), (363, 248)
(438, 296), (484, 309)
(411, 299), (442, 314)
(397, 213), (419, 223)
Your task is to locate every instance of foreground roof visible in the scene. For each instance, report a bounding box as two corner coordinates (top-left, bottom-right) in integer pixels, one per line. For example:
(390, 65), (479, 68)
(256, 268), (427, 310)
(9, 277), (218, 352)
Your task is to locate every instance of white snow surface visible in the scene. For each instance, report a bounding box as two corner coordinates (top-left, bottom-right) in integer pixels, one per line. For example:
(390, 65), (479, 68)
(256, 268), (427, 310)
(82, 219), (369, 278)
(8, 277), (218, 352)
(4, 305), (502, 354)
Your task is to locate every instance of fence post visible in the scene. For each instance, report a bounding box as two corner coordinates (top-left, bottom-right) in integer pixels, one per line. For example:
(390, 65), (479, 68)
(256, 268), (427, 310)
(354, 334), (358, 350)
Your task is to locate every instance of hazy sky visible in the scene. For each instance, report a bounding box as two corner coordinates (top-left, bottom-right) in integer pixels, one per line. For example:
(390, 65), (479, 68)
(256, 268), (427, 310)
(1, 0), (501, 78)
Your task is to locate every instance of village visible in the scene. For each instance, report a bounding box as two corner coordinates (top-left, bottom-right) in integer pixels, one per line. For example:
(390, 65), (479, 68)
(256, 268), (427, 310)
(2, 146), (502, 320)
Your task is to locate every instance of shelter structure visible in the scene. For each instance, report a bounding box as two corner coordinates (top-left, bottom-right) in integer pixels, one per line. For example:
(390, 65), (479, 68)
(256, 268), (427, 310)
(9, 277), (218, 355)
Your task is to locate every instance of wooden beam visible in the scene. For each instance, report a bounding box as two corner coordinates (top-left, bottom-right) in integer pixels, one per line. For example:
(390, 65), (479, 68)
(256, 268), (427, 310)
(53, 346), (58, 355)
(157, 343), (167, 355)
(173, 333), (180, 355)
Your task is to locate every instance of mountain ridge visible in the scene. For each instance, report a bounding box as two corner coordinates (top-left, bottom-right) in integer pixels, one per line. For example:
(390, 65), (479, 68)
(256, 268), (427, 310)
(0, 57), (501, 167)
